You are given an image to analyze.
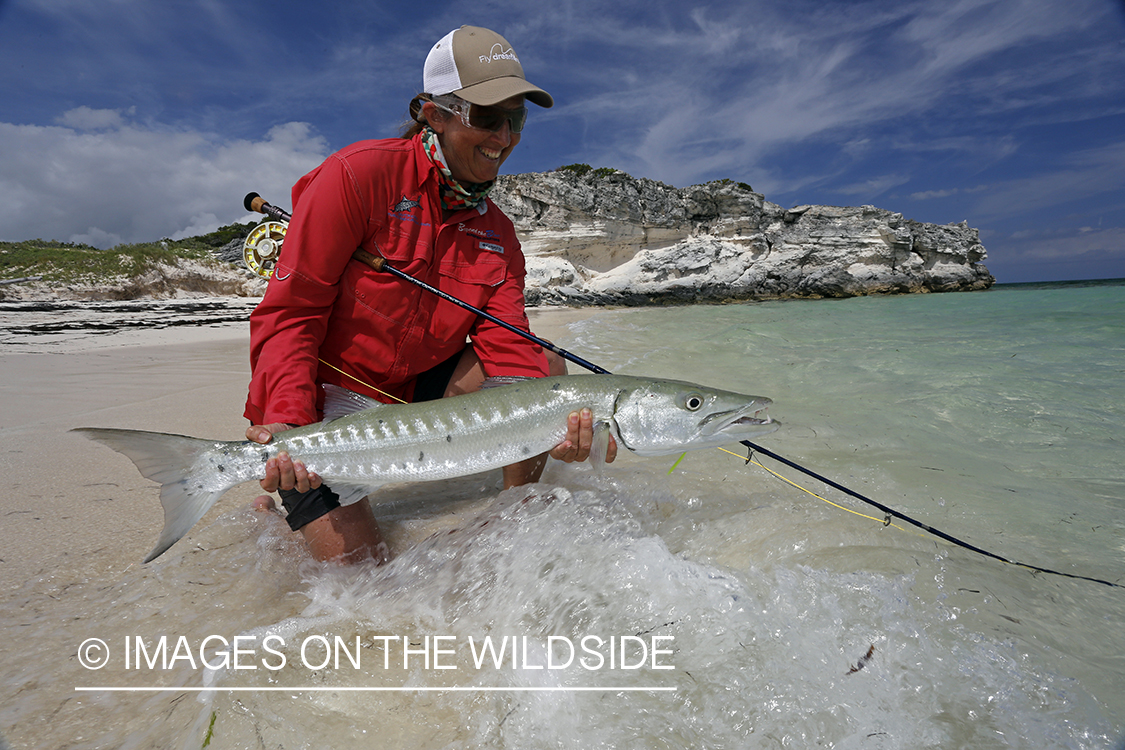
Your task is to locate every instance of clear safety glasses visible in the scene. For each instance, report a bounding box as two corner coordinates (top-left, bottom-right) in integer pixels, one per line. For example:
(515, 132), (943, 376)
(428, 95), (528, 134)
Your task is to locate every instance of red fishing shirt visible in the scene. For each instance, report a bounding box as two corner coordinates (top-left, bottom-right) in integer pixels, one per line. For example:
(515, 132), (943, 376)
(244, 134), (548, 427)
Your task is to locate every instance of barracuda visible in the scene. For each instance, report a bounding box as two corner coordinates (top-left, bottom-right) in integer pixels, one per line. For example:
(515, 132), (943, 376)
(74, 375), (776, 562)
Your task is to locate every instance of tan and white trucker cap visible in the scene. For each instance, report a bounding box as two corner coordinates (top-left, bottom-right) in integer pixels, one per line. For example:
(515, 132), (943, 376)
(423, 25), (554, 108)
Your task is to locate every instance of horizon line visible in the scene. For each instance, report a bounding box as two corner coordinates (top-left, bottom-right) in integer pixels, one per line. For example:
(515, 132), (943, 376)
(76, 685), (678, 693)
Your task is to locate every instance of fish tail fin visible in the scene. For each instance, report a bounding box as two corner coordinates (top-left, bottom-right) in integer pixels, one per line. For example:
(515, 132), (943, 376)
(72, 427), (234, 562)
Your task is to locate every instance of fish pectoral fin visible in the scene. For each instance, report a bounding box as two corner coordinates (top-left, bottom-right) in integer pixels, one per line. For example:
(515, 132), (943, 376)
(480, 376), (535, 390)
(590, 420), (614, 470)
(322, 384), (385, 422)
(332, 483), (370, 507)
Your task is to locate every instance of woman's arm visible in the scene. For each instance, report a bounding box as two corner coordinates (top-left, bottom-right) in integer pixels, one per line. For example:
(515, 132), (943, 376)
(245, 155), (370, 427)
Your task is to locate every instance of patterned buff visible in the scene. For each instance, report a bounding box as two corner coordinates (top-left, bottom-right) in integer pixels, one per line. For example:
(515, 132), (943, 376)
(421, 128), (494, 212)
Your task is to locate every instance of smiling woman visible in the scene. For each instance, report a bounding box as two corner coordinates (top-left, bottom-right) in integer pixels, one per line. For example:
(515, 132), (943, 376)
(414, 93), (527, 185)
(242, 25), (616, 566)
(400, 24), (554, 195)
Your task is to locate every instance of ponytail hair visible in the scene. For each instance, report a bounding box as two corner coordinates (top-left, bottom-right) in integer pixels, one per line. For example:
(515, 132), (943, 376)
(400, 93), (436, 139)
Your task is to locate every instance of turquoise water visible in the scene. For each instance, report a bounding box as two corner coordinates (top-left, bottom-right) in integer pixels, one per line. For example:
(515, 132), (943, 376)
(567, 281), (1125, 578)
(3, 283), (1123, 748)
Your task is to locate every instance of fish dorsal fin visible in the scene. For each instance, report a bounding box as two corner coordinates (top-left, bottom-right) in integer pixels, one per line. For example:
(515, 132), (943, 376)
(480, 376), (534, 390)
(322, 384), (385, 422)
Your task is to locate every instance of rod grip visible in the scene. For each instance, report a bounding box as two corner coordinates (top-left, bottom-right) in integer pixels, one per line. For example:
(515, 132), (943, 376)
(352, 249), (387, 272)
(244, 192), (292, 222)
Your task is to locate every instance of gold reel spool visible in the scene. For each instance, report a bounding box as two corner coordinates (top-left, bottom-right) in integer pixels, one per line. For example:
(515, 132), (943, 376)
(243, 220), (288, 278)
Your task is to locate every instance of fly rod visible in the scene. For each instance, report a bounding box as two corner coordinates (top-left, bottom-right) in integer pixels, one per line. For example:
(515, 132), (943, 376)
(244, 193), (1122, 590)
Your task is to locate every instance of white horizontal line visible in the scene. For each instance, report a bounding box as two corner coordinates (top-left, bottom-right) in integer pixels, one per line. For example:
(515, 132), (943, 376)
(76, 686), (677, 693)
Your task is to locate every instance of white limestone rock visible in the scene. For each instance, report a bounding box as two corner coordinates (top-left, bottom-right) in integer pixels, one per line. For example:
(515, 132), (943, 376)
(494, 170), (993, 306)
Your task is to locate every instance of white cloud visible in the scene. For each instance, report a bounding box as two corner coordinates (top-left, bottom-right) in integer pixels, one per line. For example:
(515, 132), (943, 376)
(68, 226), (123, 248)
(973, 141), (1125, 221)
(56, 106), (134, 131)
(171, 213), (222, 241)
(546, 0), (1125, 190)
(834, 174), (911, 197)
(911, 189), (961, 200)
(0, 119), (329, 247)
(1004, 226), (1125, 262)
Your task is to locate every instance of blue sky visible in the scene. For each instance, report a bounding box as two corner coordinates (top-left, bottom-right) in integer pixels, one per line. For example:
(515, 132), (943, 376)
(1, 0), (1123, 283)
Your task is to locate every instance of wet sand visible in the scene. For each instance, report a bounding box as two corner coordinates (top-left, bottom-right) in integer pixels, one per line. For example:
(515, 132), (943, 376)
(0, 305), (594, 596)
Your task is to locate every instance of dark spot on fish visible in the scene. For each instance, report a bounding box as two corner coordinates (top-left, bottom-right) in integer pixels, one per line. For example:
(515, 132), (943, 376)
(418, 451), (424, 462)
(446, 434), (452, 442)
(260, 452), (269, 463)
(521, 446), (530, 455)
(846, 645), (876, 675)
(217, 465), (225, 473)
(552, 383), (561, 391)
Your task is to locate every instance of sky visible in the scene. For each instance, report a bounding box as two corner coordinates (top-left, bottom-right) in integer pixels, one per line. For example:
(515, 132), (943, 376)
(1, 0), (1123, 283)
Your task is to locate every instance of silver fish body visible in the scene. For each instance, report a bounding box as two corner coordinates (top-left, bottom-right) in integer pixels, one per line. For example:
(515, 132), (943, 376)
(74, 375), (776, 562)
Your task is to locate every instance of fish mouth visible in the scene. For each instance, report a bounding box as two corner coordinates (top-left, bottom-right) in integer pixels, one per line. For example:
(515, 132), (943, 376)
(701, 403), (775, 433)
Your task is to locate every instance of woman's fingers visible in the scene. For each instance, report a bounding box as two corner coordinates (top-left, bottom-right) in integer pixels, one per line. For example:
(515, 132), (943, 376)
(549, 409), (616, 464)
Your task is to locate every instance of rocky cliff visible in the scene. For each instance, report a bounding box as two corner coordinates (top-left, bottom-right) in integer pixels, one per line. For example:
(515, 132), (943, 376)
(2, 169), (993, 304)
(492, 169), (993, 306)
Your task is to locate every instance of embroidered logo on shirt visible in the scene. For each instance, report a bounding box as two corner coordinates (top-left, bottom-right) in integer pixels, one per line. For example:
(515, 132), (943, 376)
(457, 223), (499, 238)
(392, 196), (421, 212)
(478, 241), (505, 254)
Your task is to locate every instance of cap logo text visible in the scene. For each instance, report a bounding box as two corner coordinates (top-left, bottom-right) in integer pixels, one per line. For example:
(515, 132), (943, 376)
(480, 44), (519, 64)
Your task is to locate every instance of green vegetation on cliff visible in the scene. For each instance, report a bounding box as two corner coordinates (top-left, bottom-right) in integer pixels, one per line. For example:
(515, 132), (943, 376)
(0, 221), (256, 285)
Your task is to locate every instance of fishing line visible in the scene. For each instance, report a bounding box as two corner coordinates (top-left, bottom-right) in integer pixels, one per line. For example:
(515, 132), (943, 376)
(734, 441), (1124, 589)
(715, 446), (916, 535)
(246, 193), (1123, 591)
(318, 358), (407, 404)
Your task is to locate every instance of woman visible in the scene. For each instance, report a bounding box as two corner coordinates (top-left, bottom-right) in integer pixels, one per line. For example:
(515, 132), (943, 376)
(243, 26), (614, 564)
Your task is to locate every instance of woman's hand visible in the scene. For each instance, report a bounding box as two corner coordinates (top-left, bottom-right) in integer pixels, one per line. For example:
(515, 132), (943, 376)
(548, 409), (618, 464)
(245, 423), (322, 493)
(500, 409), (620, 489)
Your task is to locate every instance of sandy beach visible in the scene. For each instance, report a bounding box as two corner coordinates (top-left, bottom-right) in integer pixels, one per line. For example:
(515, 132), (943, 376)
(2, 329), (251, 593)
(0, 303), (599, 749)
(0, 304), (594, 596)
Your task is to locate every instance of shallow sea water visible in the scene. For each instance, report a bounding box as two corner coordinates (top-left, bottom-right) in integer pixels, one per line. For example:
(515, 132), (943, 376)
(3, 282), (1123, 749)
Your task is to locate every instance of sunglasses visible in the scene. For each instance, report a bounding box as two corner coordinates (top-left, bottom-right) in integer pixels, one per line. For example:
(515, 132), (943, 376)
(429, 97), (528, 134)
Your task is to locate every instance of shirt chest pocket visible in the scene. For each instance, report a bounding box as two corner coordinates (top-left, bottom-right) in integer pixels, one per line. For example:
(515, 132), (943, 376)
(438, 244), (508, 294)
(371, 221), (430, 267)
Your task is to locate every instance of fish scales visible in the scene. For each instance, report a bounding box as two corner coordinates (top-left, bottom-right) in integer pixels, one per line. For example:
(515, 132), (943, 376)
(262, 380), (600, 486)
(73, 374), (777, 561)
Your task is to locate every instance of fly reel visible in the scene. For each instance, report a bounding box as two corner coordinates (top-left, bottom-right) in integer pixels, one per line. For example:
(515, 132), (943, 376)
(243, 220), (288, 278)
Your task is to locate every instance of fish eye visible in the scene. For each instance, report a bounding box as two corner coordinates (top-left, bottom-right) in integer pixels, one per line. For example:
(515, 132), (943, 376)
(684, 394), (704, 411)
